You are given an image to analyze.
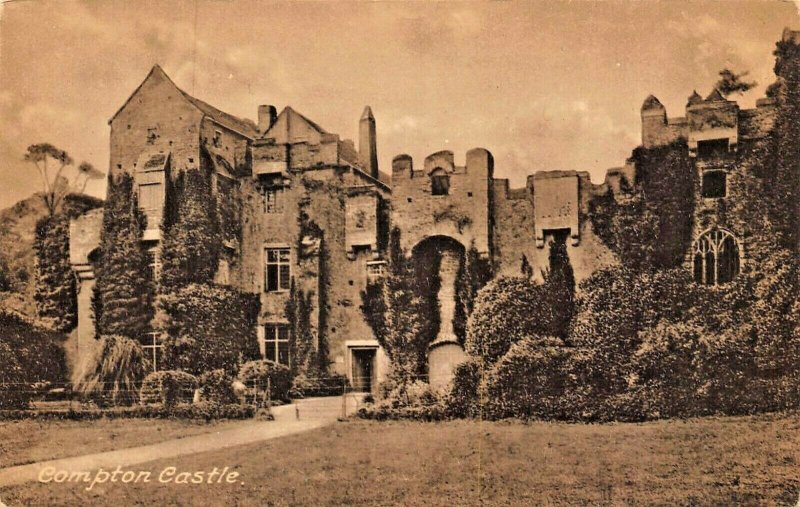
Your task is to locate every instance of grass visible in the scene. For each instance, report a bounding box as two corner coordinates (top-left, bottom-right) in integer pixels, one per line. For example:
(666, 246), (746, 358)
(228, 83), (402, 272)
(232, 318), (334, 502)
(0, 418), (252, 468)
(2, 412), (800, 506)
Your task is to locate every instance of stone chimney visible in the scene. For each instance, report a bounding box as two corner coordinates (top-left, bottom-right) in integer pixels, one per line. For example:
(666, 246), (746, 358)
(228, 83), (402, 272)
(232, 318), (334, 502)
(359, 106), (379, 179)
(258, 105), (278, 135)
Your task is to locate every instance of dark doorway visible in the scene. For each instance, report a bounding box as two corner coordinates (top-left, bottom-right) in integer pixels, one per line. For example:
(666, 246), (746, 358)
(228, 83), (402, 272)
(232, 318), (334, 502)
(351, 348), (376, 393)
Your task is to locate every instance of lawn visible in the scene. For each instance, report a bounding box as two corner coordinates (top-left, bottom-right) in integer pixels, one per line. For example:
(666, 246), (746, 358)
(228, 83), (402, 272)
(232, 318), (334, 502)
(0, 418), (252, 468)
(2, 413), (800, 506)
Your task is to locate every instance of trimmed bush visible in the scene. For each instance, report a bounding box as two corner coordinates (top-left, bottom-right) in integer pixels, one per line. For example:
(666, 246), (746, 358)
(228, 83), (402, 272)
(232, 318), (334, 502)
(464, 276), (555, 364)
(157, 283), (260, 375)
(237, 360), (292, 401)
(483, 336), (590, 421)
(199, 369), (238, 405)
(0, 402), (254, 421)
(289, 372), (349, 398)
(445, 359), (482, 418)
(140, 370), (198, 406)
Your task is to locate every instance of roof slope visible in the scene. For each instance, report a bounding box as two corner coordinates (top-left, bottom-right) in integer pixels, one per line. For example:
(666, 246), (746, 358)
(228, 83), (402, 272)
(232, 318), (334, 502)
(109, 65), (258, 139)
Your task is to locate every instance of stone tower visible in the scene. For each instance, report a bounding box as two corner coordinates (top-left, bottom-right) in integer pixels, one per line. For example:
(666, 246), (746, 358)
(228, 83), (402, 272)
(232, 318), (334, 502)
(359, 106), (379, 179)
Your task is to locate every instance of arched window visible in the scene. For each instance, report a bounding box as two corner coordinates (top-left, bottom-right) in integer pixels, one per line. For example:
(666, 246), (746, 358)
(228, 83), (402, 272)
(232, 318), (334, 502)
(431, 168), (449, 196)
(692, 229), (740, 285)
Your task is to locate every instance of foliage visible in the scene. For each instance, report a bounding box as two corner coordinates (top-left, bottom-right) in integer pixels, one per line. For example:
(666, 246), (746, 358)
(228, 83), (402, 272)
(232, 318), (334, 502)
(198, 369), (238, 404)
(93, 174), (153, 339)
(463, 276), (556, 364)
(360, 228), (429, 380)
(237, 360), (292, 402)
(432, 204), (472, 233)
(541, 237), (575, 339)
(0, 340), (29, 409)
(33, 215), (76, 332)
(589, 141), (695, 270)
(285, 282), (320, 378)
(0, 310), (67, 384)
(159, 170), (221, 290)
(139, 370), (198, 407)
(767, 36), (800, 249)
(0, 402), (255, 421)
(715, 69), (757, 96)
(157, 283), (260, 375)
(482, 336), (590, 421)
(23, 144), (103, 217)
(77, 335), (150, 407)
(444, 359), (482, 418)
(454, 242), (492, 344)
(289, 372), (349, 398)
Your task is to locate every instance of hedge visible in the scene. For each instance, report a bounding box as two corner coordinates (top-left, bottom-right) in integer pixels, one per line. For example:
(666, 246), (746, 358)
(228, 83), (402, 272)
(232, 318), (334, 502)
(0, 402), (254, 421)
(140, 370), (199, 406)
(237, 360), (292, 401)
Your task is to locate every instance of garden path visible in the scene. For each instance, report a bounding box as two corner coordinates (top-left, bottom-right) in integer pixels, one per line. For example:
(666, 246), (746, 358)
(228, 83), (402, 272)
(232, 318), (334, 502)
(0, 396), (359, 487)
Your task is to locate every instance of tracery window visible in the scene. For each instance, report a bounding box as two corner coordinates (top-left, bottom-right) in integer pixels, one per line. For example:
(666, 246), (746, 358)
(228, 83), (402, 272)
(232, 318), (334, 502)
(692, 229), (740, 285)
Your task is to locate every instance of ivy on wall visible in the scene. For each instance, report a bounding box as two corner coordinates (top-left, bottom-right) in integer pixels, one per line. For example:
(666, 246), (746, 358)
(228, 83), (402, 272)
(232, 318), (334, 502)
(454, 242), (492, 344)
(92, 174), (153, 339)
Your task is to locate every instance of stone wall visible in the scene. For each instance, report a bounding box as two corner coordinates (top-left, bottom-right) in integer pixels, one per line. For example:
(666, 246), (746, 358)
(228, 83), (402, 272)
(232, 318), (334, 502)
(391, 148), (493, 255)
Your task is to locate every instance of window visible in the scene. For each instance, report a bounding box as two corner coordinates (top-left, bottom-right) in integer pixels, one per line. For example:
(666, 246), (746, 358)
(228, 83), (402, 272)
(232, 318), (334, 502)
(697, 138), (729, 158)
(692, 229), (740, 285)
(213, 130), (222, 147)
(264, 187), (284, 214)
(702, 170), (727, 198)
(366, 261), (387, 283)
(263, 324), (290, 365)
(265, 247), (291, 292)
(145, 246), (161, 280)
(142, 332), (163, 372)
(138, 182), (164, 229)
(431, 169), (449, 196)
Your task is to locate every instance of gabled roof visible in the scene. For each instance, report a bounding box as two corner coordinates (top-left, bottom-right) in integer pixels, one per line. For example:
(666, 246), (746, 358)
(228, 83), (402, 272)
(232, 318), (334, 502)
(687, 90), (703, 107)
(109, 65), (258, 139)
(263, 106), (329, 144)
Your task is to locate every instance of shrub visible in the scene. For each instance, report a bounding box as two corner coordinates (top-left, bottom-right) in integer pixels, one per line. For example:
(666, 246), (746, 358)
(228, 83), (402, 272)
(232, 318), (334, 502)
(290, 372), (348, 398)
(0, 341), (30, 409)
(0, 310), (66, 384)
(0, 403), (255, 421)
(33, 215), (77, 332)
(199, 369), (238, 404)
(445, 359), (482, 418)
(237, 360), (292, 401)
(464, 276), (555, 364)
(482, 336), (589, 421)
(77, 335), (150, 407)
(140, 370), (198, 406)
(157, 283), (260, 375)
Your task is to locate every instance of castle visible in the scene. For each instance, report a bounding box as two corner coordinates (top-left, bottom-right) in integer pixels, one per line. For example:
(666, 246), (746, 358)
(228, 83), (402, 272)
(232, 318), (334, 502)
(68, 29), (799, 391)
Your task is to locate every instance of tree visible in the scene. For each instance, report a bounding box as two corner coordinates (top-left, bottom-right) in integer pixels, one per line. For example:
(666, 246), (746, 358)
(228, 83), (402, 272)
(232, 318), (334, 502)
(78, 335), (150, 406)
(715, 69), (757, 97)
(93, 174), (153, 339)
(23, 144), (103, 216)
(159, 170), (221, 290)
(542, 237), (575, 339)
(33, 215), (76, 332)
(454, 242), (492, 343)
(360, 228), (429, 380)
(157, 283), (260, 375)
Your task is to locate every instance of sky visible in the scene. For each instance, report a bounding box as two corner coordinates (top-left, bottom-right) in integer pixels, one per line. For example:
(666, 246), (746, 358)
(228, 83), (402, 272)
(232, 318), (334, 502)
(0, 0), (798, 209)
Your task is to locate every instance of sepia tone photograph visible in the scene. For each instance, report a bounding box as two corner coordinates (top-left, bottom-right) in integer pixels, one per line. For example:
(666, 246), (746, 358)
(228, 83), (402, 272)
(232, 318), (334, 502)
(1, 0), (800, 505)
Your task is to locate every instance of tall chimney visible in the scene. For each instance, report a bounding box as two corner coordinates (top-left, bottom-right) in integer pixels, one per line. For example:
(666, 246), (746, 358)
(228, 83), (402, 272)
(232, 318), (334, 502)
(258, 105), (277, 135)
(359, 106), (378, 179)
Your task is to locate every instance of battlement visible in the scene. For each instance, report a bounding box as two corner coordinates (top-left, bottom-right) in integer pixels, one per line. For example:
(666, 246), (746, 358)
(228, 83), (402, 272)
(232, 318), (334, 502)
(640, 88), (778, 151)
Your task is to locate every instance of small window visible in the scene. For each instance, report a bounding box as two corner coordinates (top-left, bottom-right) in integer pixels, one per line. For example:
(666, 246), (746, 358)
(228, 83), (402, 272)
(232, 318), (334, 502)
(467, 192), (473, 197)
(702, 170), (726, 198)
(407, 197), (413, 203)
(145, 246), (161, 281)
(265, 247), (291, 292)
(213, 130), (222, 147)
(366, 261), (387, 283)
(263, 324), (290, 365)
(146, 128), (157, 144)
(141, 332), (163, 372)
(264, 188), (284, 214)
(431, 169), (449, 196)
(697, 138), (729, 158)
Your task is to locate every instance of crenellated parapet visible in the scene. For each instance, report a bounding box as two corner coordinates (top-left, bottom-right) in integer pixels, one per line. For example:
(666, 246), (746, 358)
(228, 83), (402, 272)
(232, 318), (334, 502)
(640, 89), (778, 152)
(390, 148), (493, 256)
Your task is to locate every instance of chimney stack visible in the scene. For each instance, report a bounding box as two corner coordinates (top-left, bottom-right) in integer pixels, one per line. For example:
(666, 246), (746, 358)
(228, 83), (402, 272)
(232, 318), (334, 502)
(359, 106), (378, 179)
(258, 105), (278, 135)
